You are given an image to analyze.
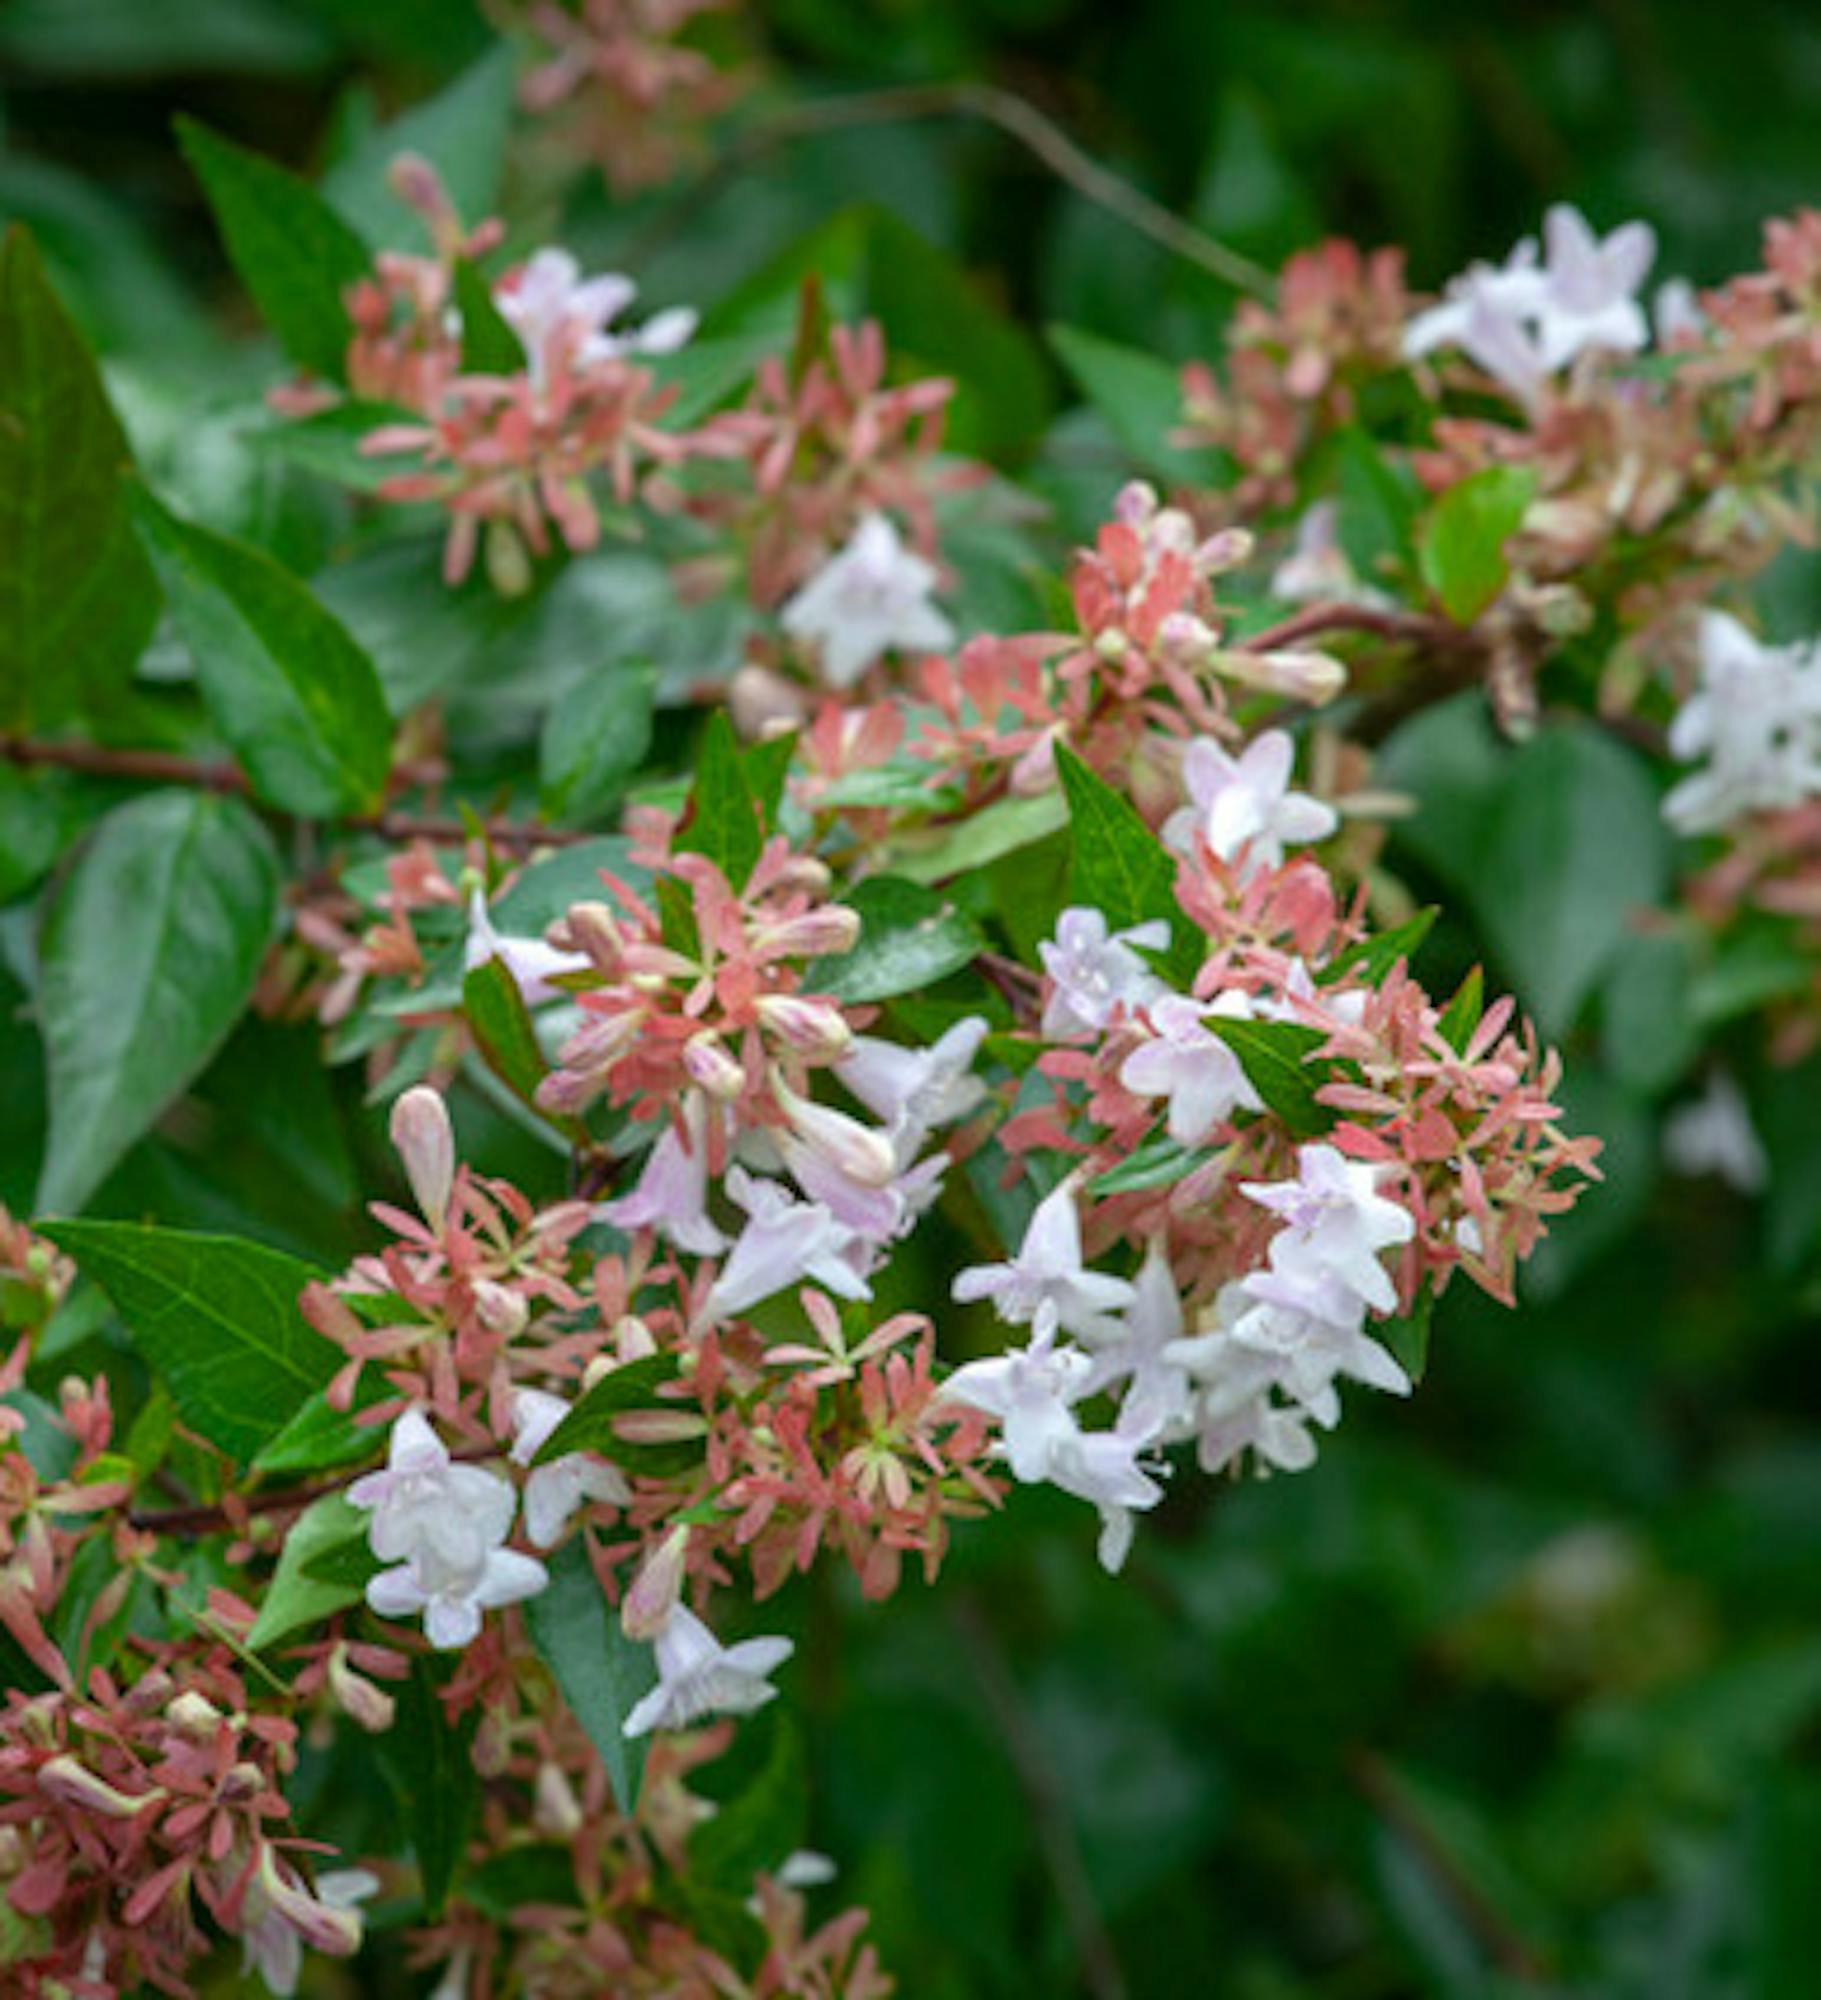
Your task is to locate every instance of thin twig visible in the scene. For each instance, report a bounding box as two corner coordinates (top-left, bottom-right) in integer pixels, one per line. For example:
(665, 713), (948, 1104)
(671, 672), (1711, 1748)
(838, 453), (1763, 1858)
(632, 82), (1274, 299)
(1347, 1746), (1551, 1982)
(950, 1595), (1130, 2000)
(0, 736), (591, 852)
(1235, 602), (1452, 655)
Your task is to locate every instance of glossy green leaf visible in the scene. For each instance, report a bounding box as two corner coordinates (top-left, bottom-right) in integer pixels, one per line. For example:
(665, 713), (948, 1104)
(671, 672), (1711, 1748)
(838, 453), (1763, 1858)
(524, 1535), (655, 1814)
(40, 1221), (336, 1465)
(1417, 465), (1538, 625)
(893, 788), (1069, 885)
(177, 119), (371, 379)
(379, 1660), (478, 1915)
(452, 257), (524, 375)
(36, 791), (281, 1214)
(0, 226), (158, 728)
(1435, 967), (1484, 1053)
(531, 1354), (691, 1475)
(462, 958), (569, 1128)
(1089, 1135), (1214, 1195)
(675, 711), (766, 887)
(807, 876), (983, 1004)
(131, 488), (392, 815)
(1325, 909), (1438, 987)
(1049, 323), (1217, 483)
(539, 663), (656, 823)
(1055, 745), (1178, 934)
(247, 1493), (370, 1649)
(1205, 1017), (1335, 1138)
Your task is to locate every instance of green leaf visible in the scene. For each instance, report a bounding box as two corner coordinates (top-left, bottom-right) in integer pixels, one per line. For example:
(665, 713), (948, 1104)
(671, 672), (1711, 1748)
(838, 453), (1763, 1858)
(1435, 968), (1484, 1053)
(321, 43), (517, 253)
(689, 1709), (808, 1893)
(539, 663), (656, 824)
(807, 876), (983, 1004)
(245, 399), (422, 495)
(675, 711), (766, 887)
(1374, 1288), (1433, 1385)
(0, 226), (158, 729)
(1049, 324), (1215, 484)
(379, 1659), (478, 1915)
(177, 119), (371, 379)
(131, 488), (392, 815)
(36, 791), (281, 1214)
(462, 958), (571, 1132)
(252, 1384), (385, 1476)
(1089, 1135), (1214, 1195)
(1055, 745), (1200, 981)
(452, 257), (524, 375)
(524, 1535), (655, 1814)
(1330, 426), (1422, 584)
(1205, 1017), (1335, 1138)
(1417, 465), (1538, 625)
(531, 1354), (692, 1475)
(892, 788), (1069, 884)
(247, 1493), (370, 1649)
(39, 1222), (336, 1465)
(1325, 909), (1438, 987)
(1473, 724), (1669, 1038)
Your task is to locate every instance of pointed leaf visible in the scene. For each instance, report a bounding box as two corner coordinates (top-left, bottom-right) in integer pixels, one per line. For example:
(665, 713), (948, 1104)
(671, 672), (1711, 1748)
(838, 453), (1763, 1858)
(0, 226), (158, 728)
(39, 1222), (336, 1465)
(1205, 1016), (1336, 1139)
(675, 712), (765, 887)
(247, 1493), (370, 1650)
(177, 119), (371, 380)
(378, 1659), (478, 1915)
(131, 489), (391, 814)
(807, 875), (983, 1004)
(538, 662), (656, 824)
(524, 1535), (655, 1813)
(36, 791), (281, 1214)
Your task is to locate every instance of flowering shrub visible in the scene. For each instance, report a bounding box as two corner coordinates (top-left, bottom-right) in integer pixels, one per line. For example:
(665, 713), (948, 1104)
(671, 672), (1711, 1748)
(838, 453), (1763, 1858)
(3, 3), (1821, 1992)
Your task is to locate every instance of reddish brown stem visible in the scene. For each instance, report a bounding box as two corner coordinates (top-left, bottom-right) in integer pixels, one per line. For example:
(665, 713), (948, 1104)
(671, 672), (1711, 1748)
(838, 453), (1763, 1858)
(1236, 601), (1455, 655)
(0, 736), (591, 852)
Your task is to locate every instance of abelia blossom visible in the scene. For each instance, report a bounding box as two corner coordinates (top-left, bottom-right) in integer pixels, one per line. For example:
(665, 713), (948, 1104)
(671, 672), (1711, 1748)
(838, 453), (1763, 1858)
(1164, 731), (1339, 871)
(465, 886), (590, 1005)
(1038, 908), (1171, 1039)
(243, 1862), (379, 1997)
(622, 1604), (794, 1736)
(1663, 611), (1821, 833)
(703, 1168), (873, 1320)
(952, 1179), (1136, 1344)
(511, 1389), (634, 1547)
(1119, 991), (1263, 1144)
(1662, 1070), (1767, 1192)
(836, 1014), (990, 1154)
(494, 248), (696, 389)
(349, 1411), (548, 1647)
(780, 512), (957, 688)
(1240, 1143), (1416, 1317)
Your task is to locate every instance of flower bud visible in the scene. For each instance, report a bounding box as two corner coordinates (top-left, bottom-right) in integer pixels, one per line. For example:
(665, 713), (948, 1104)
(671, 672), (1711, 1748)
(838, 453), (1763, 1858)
(259, 1848), (364, 1957)
(1157, 612), (1219, 667)
(533, 1761), (584, 1839)
(164, 1691), (221, 1741)
(612, 1314), (658, 1364)
(472, 1280), (529, 1340)
(621, 1525), (690, 1641)
(752, 907), (860, 959)
(390, 1087), (455, 1228)
(729, 664), (810, 739)
(683, 1033), (747, 1101)
(1113, 480), (1159, 526)
(756, 993), (853, 1060)
(560, 901), (626, 974)
(38, 1756), (155, 1820)
(327, 1644), (396, 1733)
(1214, 646), (1348, 707)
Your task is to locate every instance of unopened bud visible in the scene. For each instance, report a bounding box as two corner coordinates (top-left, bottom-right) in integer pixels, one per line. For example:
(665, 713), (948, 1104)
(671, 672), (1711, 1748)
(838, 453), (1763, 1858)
(259, 1849), (364, 1957)
(1156, 612), (1219, 667)
(1215, 646), (1348, 707)
(328, 1645), (396, 1733)
(753, 907), (860, 959)
(757, 993), (852, 1060)
(621, 1525), (690, 1641)
(729, 664), (810, 739)
(1113, 480), (1159, 526)
(472, 1280), (529, 1340)
(38, 1755), (155, 1820)
(560, 901), (626, 974)
(533, 1761), (584, 1839)
(683, 1033), (747, 1101)
(164, 1691), (221, 1741)
(390, 1087), (455, 1228)
(612, 1314), (658, 1363)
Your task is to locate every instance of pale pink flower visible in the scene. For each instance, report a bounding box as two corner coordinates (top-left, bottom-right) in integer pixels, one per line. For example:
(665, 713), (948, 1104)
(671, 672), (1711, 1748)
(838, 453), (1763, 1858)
(622, 1605), (793, 1737)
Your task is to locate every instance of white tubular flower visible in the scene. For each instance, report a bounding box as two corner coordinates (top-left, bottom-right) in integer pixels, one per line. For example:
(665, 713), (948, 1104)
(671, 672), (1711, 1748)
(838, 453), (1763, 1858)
(1239, 1143), (1415, 1316)
(1663, 611), (1821, 834)
(1530, 203), (1656, 369)
(780, 513), (956, 688)
(348, 1410), (547, 1649)
(1119, 992), (1262, 1145)
(510, 1389), (633, 1549)
(465, 888), (590, 1007)
(242, 1861), (377, 1996)
(622, 1605), (794, 1737)
(952, 1179), (1136, 1344)
(835, 1015), (990, 1155)
(599, 1096), (730, 1256)
(1164, 731), (1337, 872)
(941, 1325), (1096, 1483)
(494, 248), (696, 388)
(1038, 908), (1171, 1040)
(703, 1168), (872, 1321)
(1662, 1071), (1767, 1194)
